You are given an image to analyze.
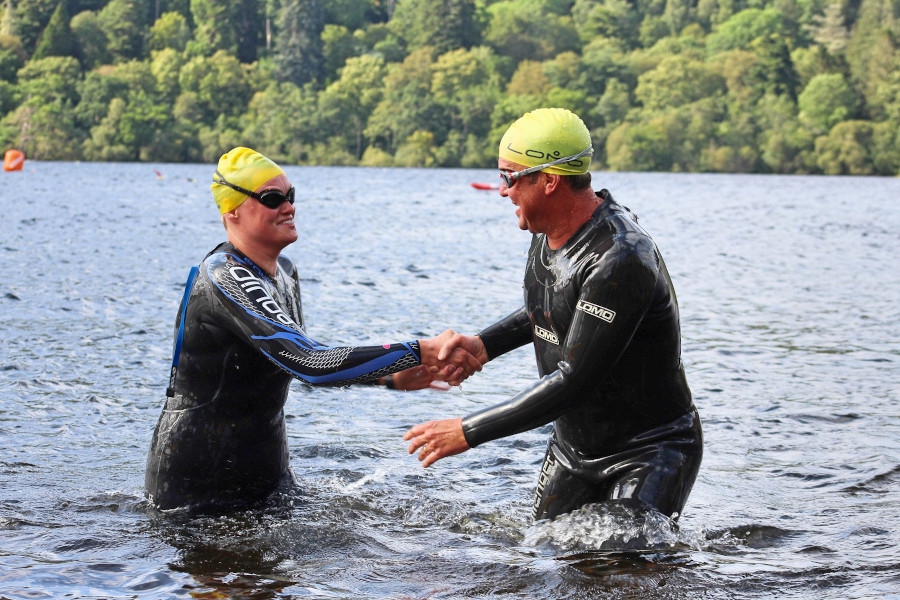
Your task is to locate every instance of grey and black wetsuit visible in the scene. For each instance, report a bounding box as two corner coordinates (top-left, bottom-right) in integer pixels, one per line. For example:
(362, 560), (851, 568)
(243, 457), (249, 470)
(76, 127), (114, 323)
(145, 242), (421, 511)
(463, 191), (702, 521)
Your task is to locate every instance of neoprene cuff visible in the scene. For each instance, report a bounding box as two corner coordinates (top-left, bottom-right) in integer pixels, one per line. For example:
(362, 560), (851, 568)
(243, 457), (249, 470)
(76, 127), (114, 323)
(477, 307), (532, 360)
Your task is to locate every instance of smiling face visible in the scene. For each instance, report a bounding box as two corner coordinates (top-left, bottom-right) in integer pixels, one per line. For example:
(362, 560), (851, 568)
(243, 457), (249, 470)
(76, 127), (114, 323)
(498, 157), (552, 235)
(231, 173), (298, 252)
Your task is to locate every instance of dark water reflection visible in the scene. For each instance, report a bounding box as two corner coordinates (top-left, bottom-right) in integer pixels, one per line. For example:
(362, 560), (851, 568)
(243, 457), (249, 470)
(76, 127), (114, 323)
(1, 164), (898, 598)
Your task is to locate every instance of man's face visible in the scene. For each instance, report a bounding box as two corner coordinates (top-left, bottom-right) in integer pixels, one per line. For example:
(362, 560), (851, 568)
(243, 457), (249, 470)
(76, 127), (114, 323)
(235, 173), (298, 249)
(498, 158), (549, 234)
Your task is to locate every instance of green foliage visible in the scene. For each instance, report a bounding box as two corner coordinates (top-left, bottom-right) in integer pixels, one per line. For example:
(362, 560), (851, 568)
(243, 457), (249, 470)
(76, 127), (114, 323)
(274, 0), (325, 87)
(814, 119), (877, 174)
(0, 78), (19, 114)
(798, 72), (858, 133)
(1, 98), (81, 159)
(635, 55), (725, 110)
(33, 1), (76, 60)
(148, 11), (192, 53)
(317, 53), (387, 159)
(97, 0), (147, 61)
(706, 8), (785, 55)
(595, 78), (632, 126)
(365, 47), (445, 153)
(240, 81), (317, 163)
(74, 67), (129, 128)
(0, 33), (27, 80)
(390, 0), (481, 54)
(431, 46), (501, 154)
(606, 118), (670, 171)
(82, 89), (172, 160)
(755, 92), (816, 173)
(179, 50), (253, 123)
(323, 0), (373, 31)
(70, 10), (110, 69)
(13, 0), (58, 52)
(190, 0), (237, 57)
(572, 0), (643, 50)
(17, 54), (81, 103)
(0, 0), (896, 174)
(506, 60), (551, 96)
(844, 0), (896, 102)
(394, 129), (437, 167)
(150, 47), (185, 101)
(322, 25), (361, 83)
(360, 145), (393, 166)
(486, 0), (581, 63)
(1, 1), (16, 37)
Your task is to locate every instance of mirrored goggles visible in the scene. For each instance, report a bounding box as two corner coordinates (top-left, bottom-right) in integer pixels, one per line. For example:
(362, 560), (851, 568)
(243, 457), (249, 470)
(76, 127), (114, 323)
(499, 146), (593, 188)
(214, 170), (295, 209)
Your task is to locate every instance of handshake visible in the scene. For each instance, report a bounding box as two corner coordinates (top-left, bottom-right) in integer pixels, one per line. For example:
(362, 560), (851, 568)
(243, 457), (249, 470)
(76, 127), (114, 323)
(384, 330), (489, 392)
(422, 329), (490, 386)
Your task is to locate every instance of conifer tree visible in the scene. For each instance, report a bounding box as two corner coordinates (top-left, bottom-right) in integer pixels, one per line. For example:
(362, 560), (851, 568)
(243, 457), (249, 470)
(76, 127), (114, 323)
(390, 0), (480, 55)
(274, 0), (324, 87)
(33, 0), (76, 59)
(14, 0), (58, 51)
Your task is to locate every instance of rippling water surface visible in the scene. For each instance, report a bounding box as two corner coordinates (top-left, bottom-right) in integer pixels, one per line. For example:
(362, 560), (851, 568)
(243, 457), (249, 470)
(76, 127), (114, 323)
(1, 163), (898, 599)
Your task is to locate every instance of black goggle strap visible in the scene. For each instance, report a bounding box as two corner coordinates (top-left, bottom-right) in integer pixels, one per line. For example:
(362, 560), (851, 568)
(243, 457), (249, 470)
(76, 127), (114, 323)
(213, 170), (259, 199)
(213, 170), (294, 207)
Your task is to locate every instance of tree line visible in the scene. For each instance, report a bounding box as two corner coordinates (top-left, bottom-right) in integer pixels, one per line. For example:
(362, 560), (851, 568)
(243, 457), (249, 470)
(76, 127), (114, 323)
(1, 0), (899, 175)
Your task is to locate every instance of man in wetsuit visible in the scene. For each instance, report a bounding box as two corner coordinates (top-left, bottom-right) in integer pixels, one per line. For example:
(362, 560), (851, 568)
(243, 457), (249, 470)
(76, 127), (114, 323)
(404, 108), (702, 521)
(145, 147), (479, 512)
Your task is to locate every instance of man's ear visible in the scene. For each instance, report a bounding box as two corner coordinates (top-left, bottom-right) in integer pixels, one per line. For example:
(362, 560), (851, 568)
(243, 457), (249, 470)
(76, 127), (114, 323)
(543, 173), (562, 195)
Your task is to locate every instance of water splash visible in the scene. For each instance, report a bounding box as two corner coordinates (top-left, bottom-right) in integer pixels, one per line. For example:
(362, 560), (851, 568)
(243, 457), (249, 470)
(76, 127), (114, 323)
(522, 500), (686, 554)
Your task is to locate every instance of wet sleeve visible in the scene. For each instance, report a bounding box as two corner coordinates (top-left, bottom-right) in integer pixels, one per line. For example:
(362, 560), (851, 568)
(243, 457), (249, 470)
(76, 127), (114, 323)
(203, 253), (422, 385)
(476, 307), (532, 360)
(461, 245), (657, 447)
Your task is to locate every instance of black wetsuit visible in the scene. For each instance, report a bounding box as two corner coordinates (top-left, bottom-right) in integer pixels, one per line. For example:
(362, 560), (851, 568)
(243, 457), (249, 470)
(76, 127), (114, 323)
(464, 191), (702, 521)
(145, 242), (422, 511)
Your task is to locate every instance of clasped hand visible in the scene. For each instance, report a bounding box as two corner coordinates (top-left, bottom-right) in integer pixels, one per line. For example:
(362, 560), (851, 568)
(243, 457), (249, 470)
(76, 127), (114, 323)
(419, 330), (488, 386)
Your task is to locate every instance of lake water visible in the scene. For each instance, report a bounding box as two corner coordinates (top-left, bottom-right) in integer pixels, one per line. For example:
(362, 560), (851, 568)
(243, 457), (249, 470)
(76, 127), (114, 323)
(1, 162), (898, 599)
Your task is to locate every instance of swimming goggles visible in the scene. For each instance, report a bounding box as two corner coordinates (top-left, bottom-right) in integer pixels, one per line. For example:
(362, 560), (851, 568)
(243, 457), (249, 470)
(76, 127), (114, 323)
(213, 170), (295, 209)
(499, 146), (593, 188)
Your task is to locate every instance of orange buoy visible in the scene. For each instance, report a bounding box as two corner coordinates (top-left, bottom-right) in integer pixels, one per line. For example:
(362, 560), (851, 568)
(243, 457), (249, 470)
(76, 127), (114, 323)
(3, 149), (25, 172)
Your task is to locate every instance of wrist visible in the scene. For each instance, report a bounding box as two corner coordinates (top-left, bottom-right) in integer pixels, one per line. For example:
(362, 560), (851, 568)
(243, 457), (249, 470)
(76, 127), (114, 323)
(474, 335), (490, 364)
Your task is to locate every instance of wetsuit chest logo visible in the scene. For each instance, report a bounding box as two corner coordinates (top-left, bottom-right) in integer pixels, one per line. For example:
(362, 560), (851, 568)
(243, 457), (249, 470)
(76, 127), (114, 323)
(576, 300), (616, 323)
(534, 325), (560, 345)
(229, 265), (297, 327)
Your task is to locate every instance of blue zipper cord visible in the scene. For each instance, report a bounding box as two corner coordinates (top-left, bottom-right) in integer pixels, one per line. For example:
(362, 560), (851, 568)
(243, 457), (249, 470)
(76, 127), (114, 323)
(166, 266), (200, 397)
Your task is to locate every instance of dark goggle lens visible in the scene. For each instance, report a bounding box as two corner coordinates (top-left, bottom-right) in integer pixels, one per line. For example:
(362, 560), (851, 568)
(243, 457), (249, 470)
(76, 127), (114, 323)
(256, 186), (295, 209)
(500, 172), (516, 187)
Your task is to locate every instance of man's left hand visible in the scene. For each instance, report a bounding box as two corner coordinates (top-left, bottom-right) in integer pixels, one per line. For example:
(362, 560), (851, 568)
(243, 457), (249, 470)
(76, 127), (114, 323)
(403, 418), (469, 467)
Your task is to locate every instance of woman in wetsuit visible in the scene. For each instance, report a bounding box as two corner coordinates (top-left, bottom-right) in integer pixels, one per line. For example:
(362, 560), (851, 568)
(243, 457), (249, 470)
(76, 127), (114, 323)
(145, 147), (478, 512)
(404, 109), (702, 521)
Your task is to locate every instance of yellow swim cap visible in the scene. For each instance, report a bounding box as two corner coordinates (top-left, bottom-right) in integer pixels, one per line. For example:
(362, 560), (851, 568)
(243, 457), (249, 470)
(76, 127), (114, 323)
(211, 147), (285, 213)
(498, 108), (592, 175)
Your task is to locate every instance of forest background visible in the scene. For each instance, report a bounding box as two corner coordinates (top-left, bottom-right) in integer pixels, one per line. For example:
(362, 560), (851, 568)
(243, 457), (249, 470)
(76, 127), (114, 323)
(1, 0), (899, 174)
